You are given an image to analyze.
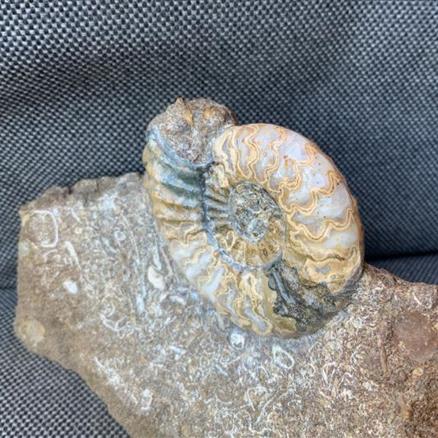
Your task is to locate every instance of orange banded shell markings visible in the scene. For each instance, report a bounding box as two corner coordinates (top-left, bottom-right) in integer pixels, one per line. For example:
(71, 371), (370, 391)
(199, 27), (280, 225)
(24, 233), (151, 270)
(209, 124), (363, 290)
(143, 98), (364, 337)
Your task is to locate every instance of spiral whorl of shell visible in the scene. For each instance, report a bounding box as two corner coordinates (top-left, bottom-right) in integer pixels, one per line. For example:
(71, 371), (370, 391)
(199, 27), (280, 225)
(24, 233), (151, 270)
(143, 98), (364, 337)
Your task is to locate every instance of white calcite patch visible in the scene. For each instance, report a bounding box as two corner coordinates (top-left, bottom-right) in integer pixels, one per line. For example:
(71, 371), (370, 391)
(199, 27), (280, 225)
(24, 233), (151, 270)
(147, 265), (165, 290)
(63, 279), (78, 294)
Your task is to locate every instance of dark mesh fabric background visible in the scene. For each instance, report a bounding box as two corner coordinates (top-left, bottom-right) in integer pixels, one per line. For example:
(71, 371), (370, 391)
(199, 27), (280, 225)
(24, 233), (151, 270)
(1, 1), (437, 436)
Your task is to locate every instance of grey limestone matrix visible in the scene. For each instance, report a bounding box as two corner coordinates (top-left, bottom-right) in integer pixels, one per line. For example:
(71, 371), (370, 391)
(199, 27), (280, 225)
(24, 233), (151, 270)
(15, 99), (438, 437)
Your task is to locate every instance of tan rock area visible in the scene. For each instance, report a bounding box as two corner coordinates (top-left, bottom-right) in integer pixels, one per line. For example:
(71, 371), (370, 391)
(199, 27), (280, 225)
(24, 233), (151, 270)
(15, 173), (437, 437)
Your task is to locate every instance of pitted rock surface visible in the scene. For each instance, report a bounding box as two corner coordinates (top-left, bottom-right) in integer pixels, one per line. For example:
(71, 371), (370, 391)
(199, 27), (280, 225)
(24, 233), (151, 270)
(15, 173), (438, 437)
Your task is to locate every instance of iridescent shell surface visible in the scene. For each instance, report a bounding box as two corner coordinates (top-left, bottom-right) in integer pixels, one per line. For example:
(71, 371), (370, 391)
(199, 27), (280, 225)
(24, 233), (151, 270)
(143, 98), (364, 337)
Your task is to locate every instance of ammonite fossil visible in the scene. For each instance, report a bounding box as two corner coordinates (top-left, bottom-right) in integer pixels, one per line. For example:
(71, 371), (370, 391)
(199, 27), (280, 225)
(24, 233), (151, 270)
(143, 98), (364, 337)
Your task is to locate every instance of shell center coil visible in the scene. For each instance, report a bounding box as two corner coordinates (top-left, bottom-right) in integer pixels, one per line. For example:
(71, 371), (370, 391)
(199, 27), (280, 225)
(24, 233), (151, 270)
(203, 175), (286, 271)
(228, 182), (283, 244)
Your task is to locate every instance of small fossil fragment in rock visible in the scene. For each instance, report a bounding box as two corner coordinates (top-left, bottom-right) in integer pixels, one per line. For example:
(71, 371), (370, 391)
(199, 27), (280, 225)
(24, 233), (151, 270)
(143, 98), (364, 337)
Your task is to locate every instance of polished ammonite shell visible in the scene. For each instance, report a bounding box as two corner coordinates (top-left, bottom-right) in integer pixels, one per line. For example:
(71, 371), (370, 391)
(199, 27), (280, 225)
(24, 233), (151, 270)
(143, 98), (364, 337)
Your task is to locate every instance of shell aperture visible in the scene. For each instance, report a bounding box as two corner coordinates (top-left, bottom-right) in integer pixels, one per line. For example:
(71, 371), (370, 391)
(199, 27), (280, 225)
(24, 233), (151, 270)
(143, 98), (364, 338)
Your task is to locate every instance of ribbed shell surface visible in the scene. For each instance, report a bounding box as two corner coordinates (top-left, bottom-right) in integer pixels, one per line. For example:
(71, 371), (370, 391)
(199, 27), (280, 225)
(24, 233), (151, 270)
(144, 123), (363, 337)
